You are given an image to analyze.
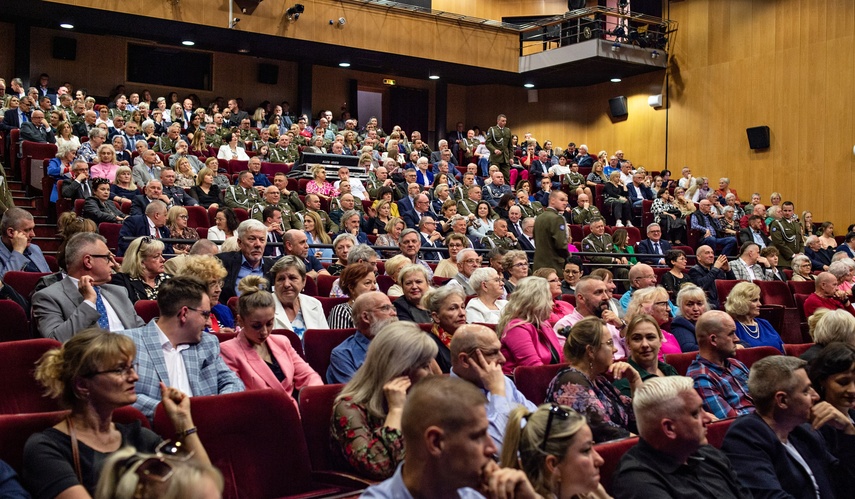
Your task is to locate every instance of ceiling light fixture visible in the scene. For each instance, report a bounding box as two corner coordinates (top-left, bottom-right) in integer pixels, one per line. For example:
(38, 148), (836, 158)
(60, 23), (74, 29)
(610, 78), (622, 83)
(182, 40), (195, 46)
(524, 83), (535, 88)
(429, 74), (440, 80)
(339, 62), (351, 68)
(238, 48), (250, 54)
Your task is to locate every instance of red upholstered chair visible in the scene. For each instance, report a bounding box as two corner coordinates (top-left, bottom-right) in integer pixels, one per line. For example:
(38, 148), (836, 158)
(43, 254), (59, 272)
(3, 271), (50, 300)
(641, 199), (654, 228)
(299, 384), (354, 473)
(622, 226), (642, 246)
(569, 224), (584, 244)
(705, 417), (736, 449)
(0, 300), (31, 342)
(0, 410), (67, 472)
(21, 141), (57, 189)
(755, 280), (795, 308)
(316, 274), (338, 298)
(73, 198), (85, 216)
(432, 276), (451, 286)
(714, 280), (744, 309)
(757, 305), (785, 337)
(196, 227), (208, 239)
(98, 222), (123, 252)
(152, 390), (364, 499)
(185, 205), (210, 228)
(560, 294), (576, 306)
(303, 328), (355, 377)
(302, 277), (318, 297)
(674, 245), (695, 256)
(788, 280), (815, 296)
(735, 346), (781, 368)
(377, 275), (394, 293)
(133, 300), (159, 323)
(784, 343), (814, 357)
(228, 159), (248, 174)
(272, 329), (305, 360)
(664, 351), (697, 376)
(794, 293), (811, 321)
(318, 297), (349, 318)
(513, 363), (569, 405)
(211, 331), (237, 343)
(0, 338), (62, 414)
(595, 437), (639, 494)
(233, 208), (249, 222)
(227, 296), (238, 317)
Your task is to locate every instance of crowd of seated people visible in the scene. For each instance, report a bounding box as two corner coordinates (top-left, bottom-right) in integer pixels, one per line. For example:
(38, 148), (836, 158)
(3, 78), (855, 496)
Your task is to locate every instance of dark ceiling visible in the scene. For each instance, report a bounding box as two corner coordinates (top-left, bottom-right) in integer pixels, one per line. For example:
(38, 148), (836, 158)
(2, 0), (664, 89)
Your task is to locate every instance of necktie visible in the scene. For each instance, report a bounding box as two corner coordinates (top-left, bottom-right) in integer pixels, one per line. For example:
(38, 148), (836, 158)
(654, 242), (661, 254)
(21, 113), (27, 123)
(94, 287), (110, 330)
(83, 183), (90, 197)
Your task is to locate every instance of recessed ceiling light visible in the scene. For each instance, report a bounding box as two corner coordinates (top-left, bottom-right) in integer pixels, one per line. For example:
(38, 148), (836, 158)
(523, 83), (535, 88)
(60, 23), (74, 29)
(610, 78), (622, 83)
(428, 75), (440, 80)
(339, 62), (351, 68)
(238, 48), (250, 54)
(182, 40), (195, 46)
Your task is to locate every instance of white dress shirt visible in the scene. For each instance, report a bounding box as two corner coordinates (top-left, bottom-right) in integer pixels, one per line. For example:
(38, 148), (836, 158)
(156, 323), (193, 396)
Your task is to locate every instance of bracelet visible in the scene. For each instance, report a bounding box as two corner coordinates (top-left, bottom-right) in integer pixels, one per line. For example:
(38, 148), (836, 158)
(175, 426), (197, 439)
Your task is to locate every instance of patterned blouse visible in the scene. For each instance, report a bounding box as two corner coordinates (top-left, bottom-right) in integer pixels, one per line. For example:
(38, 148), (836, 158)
(306, 180), (339, 198)
(650, 198), (678, 224)
(328, 302), (354, 329)
(546, 366), (637, 443)
(169, 225), (199, 254)
(175, 173), (197, 189)
(330, 396), (404, 480)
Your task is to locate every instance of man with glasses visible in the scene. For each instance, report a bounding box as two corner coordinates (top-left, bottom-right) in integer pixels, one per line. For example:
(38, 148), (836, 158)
(619, 263), (679, 317)
(403, 193), (434, 230)
(417, 216), (444, 262)
(636, 223), (673, 266)
(119, 275), (244, 420)
(33, 232), (143, 341)
(327, 291), (398, 384)
(60, 160), (92, 201)
(20, 109), (56, 144)
(446, 249), (480, 295)
(449, 324), (536, 454)
(118, 200), (171, 256)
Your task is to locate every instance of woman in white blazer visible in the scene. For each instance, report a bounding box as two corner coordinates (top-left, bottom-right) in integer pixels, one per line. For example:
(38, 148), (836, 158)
(270, 255), (329, 338)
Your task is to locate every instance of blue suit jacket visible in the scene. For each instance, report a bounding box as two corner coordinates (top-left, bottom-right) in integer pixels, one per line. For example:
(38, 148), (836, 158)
(397, 195), (415, 215)
(119, 320), (245, 420)
(627, 183), (655, 204)
(636, 238), (673, 265)
(0, 240), (50, 277)
(117, 215), (172, 256)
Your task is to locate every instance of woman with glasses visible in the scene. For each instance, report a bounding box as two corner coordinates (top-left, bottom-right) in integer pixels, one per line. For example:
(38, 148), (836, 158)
(502, 250), (530, 295)
(465, 267), (508, 324)
(498, 276), (564, 375)
(23, 328), (210, 498)
(501, 404), (609, 499)
(670, 284), (707, 352)
(331, 321), (437, 480)
(392, 264), (433, 323)
(548, 317), (641, 443)
(220, 275), (322, 406)
(791, 254), (816, 281)
(174, 255), (234, 334)
(111, 237), (170, 303)
(166, 206), (199, 255)
(533, 267), (576, 326)
(624, 286), (683, 359)
(82, 177), (126, 224)
(612, 315), (679, 398)
(724, 282), (785, 352)
(434, 233), (468, 279)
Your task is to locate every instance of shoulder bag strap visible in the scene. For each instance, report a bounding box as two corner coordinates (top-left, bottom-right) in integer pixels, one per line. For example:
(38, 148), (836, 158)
(67, 415), (83, 484)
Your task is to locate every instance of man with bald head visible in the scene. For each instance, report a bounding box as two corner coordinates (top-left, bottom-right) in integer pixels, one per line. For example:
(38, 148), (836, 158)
(686, 310), (754, 419)
(569, 192), (601, 225)
(803, 271), (855, 318)
(283, 229), (329, 279)
(553, 276), (628, 359)
(403, 193), (432, 229)
(450, 324), (536, 454)
(327, 291), (398, 383)
(687, 244), (735, 309)
(130, 180), (171, 216)
(619, 263), (679, 317)
(20, 108), (55, 143)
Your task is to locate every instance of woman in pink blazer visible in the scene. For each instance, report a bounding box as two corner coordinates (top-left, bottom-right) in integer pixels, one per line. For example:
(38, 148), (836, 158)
(220, 275), (322, 404)
(497, 276), (566, 376)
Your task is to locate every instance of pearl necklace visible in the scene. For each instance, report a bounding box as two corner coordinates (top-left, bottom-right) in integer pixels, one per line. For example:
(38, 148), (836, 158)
(741, 321), (760, 339)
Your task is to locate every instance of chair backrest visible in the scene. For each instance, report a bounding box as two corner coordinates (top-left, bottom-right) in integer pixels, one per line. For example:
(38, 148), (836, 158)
(153, 390), (344, 499)
(560, 294), (576, 306)
(0, 338), (63, 414)
(233, 207), (249, 222)
(133, 300), (160, 323)
(0, 300), (31, 342)
(211, 331), (237, 343)
(0, 410), (68, 472)
(376, 274), (395, 293)
(298, 384), (352, 472)
(663, 351), (697, 376)
(303, 328), (356, 377)
(757, 304), (785, 335)
(714, 279), (744, 309)
(73, 197), (85, 216)
(272, 328), (305, 359)
(98, 222), (123, 252)
(316, 273), (338, 298)
(755, 280), (795, 308)
(595, 436), (639, 494)
(513, 363), (569, 405)
(2, 271), (50, 300)
(317, 297), (349, 318)
(735, 346), (781, 368)
(185, 205), (210, 228)
(43, 254), (59, 272)
(432, 276), (451, 286)
(302, 278), (318, 297)
(784, 343), (814, 357)
(705, 417), (736, 449)
(794, 293), (811, 322)
(788, 280), (815, 296)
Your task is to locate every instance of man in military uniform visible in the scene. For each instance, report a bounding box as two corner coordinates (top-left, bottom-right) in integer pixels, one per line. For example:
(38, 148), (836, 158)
(533, 190), (569, 273)
(367, 166), (395, 199)
(57, 94), (75, 123)
(250, 186), (301, 231)
(269, 134), (299, 164)
(516, 190), (544, 219)
(485, 114), (512, 183)
(570, 193), (602, 225)
(481, 219), (519, 251)
(457, 185), (482, 221)
(224, 171), (263, 209)
(483, 171), (512, 208)
(109, 95), (132, 122)
(213, 113), (232, 138)
(203, 123), (223, 148)
(153, 124), (184, 154)
(770, 201), (805, 268)
(237, 118), (259, 144)
(252, 127), (272, 152)
(580, 217), (630, 283)
(299, 193), (333, 233)
(454, 172), (475, 201)
(461, 129), (480, 163)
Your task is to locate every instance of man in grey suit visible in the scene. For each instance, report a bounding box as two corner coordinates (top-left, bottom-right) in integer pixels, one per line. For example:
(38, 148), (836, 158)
(33, 232), (143, 342)
(118, 276), (244, 420)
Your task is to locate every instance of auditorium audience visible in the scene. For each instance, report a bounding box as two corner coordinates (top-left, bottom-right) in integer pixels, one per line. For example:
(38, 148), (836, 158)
(422, 285), (468, 373)
(498, 276), (564, 375)
(392, 263), (432, 323)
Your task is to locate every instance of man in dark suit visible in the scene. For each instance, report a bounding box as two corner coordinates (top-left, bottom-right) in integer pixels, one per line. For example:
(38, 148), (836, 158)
(417, 216), (444, 262)
(0, 96), (31, 133)
(262, 205), (285, 258)
(447, 122), (466, 163)
(636, 223), (673, 266)
(73, 110), (98, 138)
(626, 172), (655, 209)
(403, 194), (433, 230)
(528, 150), (552, 188)
(738, 215), (772, 248)
(517, 217), (536, 252)
(36, 74), (56, 97)
(226, 98), (249, 127)
(217, 221), (278, 304)
(506, 206), (524, 239)
(397, 180), (420, 217)
(19, 109), (56, 144)
(32, 232), (144, 341)
(117, 201), (172, 256)
(60, 160), (93, 201)
(130, 180), (172, 216)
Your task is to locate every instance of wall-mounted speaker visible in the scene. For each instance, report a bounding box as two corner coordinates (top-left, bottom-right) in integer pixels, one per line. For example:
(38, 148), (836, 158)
(746, 126), (770, 149)
(257, 63), (278, 85)
(609, 96), (628, 118)
(52, 37), (77, 61)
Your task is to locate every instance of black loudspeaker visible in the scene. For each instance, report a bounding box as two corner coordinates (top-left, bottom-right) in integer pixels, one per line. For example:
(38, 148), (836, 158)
(52, 37), (77, 61)
(609, 96), (628, 118)
(257, 63), (278, 85)
(746, 126), (770, 149)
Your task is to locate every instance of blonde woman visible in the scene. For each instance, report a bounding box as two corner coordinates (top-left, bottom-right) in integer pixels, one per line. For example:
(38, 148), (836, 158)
(166, 205), (199, 254)
(624, 286), (683, 359)
(303, 210), (333, 261)
(725, 281), (785, 352)
(498, 276), (563, 375)
(375, 217), (405, 259)
(110, 237), (170, 303)
(96, 447), (223, 499)
(305, 164), (339, 200)
(174, 157), (197, 188)
(90, 144), (121, 182)
(383, 255), (411, 298)
(435, 233), (468, 278)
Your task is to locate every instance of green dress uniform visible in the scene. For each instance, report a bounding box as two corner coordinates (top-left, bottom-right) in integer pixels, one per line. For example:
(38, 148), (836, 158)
(239, 128), (259, 143)
(485, 125), (512, 182)
(518, 202), (544, 219)
(533, 207), (570, 273)
(481, 234), (519, 251)
(224, 185), (263, 210)
(462, 137), (480, 160)
(453, 184), (470, 201)
(770, 218), (805, 268)
(153, 135), (178, 154)
(571, 206), (602, 225)
(204, 132), (223, 148)
(581, 232), (616, 265)
(110, 108), (132, 122)
(563, 172), (586, 190)
(269, 145), (299, 164)
(250, 201), (302, 231)
(251, 139), (272, 152)
(457, 199), (479, 218)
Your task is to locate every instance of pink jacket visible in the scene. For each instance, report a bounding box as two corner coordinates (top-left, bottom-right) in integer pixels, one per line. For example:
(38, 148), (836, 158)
(500, 318), (565, 375)
(90, 162), (120, 182)
(220, 332), (322, 406)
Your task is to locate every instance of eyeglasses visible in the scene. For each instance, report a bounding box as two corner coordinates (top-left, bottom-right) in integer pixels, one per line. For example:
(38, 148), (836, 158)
(653, 301), (671, 307)
(88, 362), (138, 378)
(512, 262), (529, 268)
(377, 304), (396, 312)
(463, 259), (482, 265)
(88, 253), (113, 260)
(178, 215), (189, 219)
(208, 280), (225, 289)
(541, 404), (570, 450)
(186, 307), (212, 319)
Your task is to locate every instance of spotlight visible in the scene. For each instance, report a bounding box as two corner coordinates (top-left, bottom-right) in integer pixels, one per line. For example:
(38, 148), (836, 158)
(611, 42), (620, 52)
(182, 40), (195, 46)
(523, 83), (535, 88)
(339, 62), (351, 68)
(338, 17), (346, 26)
(610, 78), (621, 83)
(59, 23), (74, 29)
(230, 17), (241, 28)
(286, 4), (304, 21)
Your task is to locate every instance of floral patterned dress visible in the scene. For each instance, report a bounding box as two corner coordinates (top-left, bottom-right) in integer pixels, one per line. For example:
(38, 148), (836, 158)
(169, 225), (199, 254)
(330, 396), (404, 481)
(306, 180), (339, 199)
(546, 366), (637, 443)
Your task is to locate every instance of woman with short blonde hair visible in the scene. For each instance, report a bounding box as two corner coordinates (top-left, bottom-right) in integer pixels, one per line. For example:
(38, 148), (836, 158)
(724, 281), (785, 352)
